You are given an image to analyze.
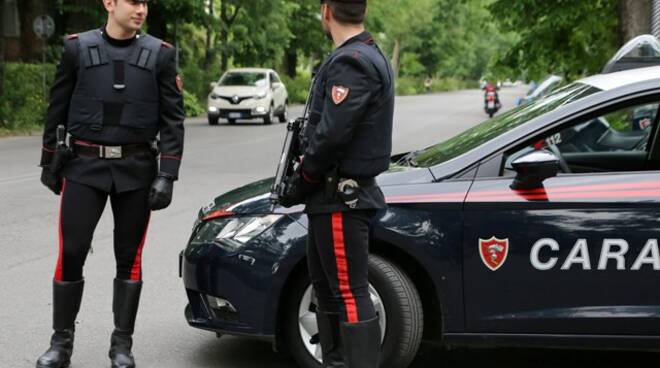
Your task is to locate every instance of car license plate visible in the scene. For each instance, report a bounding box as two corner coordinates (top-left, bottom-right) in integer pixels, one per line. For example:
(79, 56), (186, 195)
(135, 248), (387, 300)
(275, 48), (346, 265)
(487, 101), (495, 109)
(228, 112), (242, 119)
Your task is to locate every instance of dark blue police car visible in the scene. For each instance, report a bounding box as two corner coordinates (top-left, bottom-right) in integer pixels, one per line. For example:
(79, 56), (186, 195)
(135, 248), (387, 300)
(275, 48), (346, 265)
(181, 65), (660, 368)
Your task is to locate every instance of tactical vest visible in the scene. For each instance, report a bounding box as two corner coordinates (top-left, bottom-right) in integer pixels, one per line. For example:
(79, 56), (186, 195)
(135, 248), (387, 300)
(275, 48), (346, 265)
(307, 36), (395, 179)
(67, 30), (161, 142)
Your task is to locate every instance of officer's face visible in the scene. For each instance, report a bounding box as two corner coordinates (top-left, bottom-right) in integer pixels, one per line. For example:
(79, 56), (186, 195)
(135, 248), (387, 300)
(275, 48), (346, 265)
(105, 0), (148, 32)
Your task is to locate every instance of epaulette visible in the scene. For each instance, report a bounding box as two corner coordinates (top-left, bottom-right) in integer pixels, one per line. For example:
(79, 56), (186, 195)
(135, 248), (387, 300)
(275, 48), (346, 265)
(65, 34), (79, 41)
(161, 41), (173, 49)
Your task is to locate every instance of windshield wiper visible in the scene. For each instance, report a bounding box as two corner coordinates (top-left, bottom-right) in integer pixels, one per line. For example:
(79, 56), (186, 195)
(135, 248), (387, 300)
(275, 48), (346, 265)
(395, 150), (420, 167)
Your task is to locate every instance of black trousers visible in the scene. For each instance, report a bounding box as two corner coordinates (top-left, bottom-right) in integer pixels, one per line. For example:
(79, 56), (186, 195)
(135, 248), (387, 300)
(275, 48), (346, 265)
(307, 210), (376, 323)
(54, 179), (151, 282)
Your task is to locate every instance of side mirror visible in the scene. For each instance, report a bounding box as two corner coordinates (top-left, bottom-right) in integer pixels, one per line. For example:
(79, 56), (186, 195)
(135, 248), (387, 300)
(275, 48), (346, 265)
(272, 82), (281, 90)
(210, 82), (218, 89)
(510, 150), (560, 190)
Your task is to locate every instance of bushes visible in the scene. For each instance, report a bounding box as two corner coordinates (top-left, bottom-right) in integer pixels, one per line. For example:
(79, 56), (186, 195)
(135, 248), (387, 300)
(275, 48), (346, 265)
(0, 63), (55, 132)
(280, 72), (312, 104)
(183, 89), (205, 117)
(396, 76), (480, 96)
(180, 64), (218, 107)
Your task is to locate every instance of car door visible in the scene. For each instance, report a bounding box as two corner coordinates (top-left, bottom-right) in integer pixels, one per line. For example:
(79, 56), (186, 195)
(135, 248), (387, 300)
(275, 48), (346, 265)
(462, 97), (660, 335)
(270, 72), (284, 108)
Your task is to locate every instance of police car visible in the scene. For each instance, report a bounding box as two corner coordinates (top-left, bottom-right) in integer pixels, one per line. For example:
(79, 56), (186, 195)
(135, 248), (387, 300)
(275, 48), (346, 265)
(181, 57), (660, 367)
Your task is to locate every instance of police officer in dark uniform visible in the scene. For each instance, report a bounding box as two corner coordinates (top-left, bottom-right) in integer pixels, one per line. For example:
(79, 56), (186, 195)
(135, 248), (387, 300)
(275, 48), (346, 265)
(288, 0), (394, 366)
(36, 1), (184, 367)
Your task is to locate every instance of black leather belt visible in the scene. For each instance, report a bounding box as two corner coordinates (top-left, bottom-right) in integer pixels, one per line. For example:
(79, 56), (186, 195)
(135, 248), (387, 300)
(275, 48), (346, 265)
(72, 140), (152, 159)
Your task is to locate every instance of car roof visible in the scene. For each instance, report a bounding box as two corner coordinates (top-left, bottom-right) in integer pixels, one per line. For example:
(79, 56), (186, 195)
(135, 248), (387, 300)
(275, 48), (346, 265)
(578, 65), (660, 91)
(226, 68), (274, 74)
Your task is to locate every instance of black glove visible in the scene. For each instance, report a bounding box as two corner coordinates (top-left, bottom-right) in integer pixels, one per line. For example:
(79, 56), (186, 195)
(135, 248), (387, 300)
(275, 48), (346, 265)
(278, 168), (318, 208)
(40, 166), (62, 195)
(148, 173), (174, 211)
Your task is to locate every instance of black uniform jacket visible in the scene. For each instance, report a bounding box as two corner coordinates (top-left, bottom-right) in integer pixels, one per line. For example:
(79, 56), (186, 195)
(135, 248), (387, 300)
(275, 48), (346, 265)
(40, 29), (185, 193)
(302, 31), (395, 214)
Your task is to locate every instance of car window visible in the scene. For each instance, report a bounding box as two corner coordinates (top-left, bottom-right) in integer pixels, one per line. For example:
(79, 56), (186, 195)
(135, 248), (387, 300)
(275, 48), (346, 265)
(219, 72), (268, 87)
(271, 73), (281, 83)
(503, 101), (660, 176)
(406, 83), (600, 168)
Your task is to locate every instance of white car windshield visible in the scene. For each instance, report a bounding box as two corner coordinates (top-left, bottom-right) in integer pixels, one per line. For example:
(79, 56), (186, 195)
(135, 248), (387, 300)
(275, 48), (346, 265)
(219, 72), (268, 87)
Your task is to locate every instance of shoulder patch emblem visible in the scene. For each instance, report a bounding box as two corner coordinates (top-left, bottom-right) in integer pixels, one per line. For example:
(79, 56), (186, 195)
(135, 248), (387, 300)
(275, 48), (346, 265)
(161, 41), (173, 49)
(331, 85), (350, 105)
(176, 74), (184, 92)
(65, 34), (79, 40)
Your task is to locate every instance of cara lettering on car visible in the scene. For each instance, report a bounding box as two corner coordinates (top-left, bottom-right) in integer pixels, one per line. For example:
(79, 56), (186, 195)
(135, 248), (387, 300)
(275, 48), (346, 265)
(528, 238), (660, 271)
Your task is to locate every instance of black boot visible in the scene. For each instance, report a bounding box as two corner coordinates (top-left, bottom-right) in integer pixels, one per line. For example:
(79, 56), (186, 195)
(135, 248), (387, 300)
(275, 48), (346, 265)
(314, 311), (344, 367)
(36, 279), (85, 368)
(109, 279), (142, 368)
(339, 317), (381, 368)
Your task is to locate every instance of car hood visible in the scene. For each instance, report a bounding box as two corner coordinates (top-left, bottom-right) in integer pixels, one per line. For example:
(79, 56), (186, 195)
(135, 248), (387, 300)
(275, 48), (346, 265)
(198, 165), (432, 218)
(213, 85), (263, 96)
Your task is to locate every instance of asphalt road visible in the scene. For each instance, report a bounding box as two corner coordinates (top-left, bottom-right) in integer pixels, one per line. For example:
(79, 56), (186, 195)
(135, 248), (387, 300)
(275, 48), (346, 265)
(2, 86), (654, 367)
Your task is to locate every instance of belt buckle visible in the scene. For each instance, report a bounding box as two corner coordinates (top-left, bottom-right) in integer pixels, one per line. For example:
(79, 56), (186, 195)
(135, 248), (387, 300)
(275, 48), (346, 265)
(101, 145), (122, 159)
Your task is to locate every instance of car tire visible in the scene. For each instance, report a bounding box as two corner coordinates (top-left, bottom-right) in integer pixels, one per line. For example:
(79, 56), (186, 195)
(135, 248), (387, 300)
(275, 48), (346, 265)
(208, 116), (219, 126)
(279, 102), (288, 123)
(283, 254), (423, 368)
(228, 118), (236, 125)
(264, 104), (275, 125)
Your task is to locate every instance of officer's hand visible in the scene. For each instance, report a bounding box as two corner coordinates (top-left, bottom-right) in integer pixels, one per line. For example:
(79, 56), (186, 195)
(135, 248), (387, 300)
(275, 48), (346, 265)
(148, 173), (174, 211)
(40, 167), (62, 195)
(279, 168), (317, 208)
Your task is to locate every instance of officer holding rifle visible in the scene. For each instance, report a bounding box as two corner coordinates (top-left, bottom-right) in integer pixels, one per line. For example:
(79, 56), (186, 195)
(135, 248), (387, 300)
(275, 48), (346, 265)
(279, 0), (394, 366)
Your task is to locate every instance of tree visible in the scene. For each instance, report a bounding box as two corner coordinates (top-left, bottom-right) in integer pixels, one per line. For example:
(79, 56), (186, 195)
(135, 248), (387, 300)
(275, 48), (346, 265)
(619, 0), (652, 43)
(490, 0), (620, 80)
(411, 0), (515, 80)
(282, 0), (328, 78)
(368, 0), (434, 79)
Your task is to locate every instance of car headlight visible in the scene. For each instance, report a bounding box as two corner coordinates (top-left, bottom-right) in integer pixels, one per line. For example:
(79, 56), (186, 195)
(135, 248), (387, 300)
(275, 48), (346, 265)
(191, 214), (283, 251)
(210, 93), (221, 99)
(254, 91), (267, 100)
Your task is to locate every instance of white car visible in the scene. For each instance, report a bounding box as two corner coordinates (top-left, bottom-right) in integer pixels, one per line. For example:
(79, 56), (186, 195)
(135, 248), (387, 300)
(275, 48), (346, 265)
(207, 68), (288, 125)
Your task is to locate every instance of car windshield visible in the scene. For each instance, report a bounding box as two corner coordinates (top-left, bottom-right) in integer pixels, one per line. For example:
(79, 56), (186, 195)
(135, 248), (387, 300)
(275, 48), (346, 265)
(406, 82), (601, 168)
(219, 72), (268, 87)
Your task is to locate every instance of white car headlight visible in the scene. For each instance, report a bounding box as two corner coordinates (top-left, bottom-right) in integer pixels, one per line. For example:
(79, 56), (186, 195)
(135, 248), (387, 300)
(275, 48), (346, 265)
(254, 91), (268, 100)
(192, 214), (283, 251)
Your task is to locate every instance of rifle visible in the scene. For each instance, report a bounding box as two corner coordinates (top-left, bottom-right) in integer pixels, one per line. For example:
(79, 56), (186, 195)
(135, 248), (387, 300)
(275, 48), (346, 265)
(270, 77), (315, 206)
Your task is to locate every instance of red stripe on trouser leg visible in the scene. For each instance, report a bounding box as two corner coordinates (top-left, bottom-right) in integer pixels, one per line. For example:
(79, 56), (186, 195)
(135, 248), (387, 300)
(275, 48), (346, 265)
(331, 212), (359, 323)
(54, 179), (67, 281)
(129, 213), (151, 281)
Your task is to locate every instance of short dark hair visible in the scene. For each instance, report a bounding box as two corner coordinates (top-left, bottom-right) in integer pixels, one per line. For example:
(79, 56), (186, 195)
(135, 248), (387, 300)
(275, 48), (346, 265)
(326, 1), (367, 25)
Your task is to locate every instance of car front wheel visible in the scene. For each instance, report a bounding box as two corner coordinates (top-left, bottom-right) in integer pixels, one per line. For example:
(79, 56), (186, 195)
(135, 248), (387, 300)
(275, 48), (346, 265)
(264, 104), (275, 125)
(208, 116), (219, 125)
(284, 254), (424, 368)
(279, 103), (288, 123)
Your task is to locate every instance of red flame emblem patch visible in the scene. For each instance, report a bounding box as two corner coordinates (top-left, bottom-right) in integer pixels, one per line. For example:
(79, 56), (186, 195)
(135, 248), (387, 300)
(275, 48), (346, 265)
(331, 85), (350, 105)
(479, 237), (509, 271)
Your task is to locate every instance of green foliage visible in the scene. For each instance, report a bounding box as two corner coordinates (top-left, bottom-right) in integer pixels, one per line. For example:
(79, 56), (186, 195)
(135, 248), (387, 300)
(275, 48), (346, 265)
(396, 77), (479, 96)
(183, 90), (205, 118)
(489, 0), (620, 80)
(180, 63), (217, 105)
(281, 72), (313, 104)
(0, 63), (55, 131)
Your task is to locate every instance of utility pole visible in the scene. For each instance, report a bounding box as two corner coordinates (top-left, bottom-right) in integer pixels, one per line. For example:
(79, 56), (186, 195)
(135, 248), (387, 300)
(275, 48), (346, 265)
(653, 0), (660, 39)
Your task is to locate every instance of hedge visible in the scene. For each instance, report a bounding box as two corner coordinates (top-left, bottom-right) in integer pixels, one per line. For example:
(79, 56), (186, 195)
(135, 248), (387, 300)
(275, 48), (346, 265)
(0, 63), (55, 132)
